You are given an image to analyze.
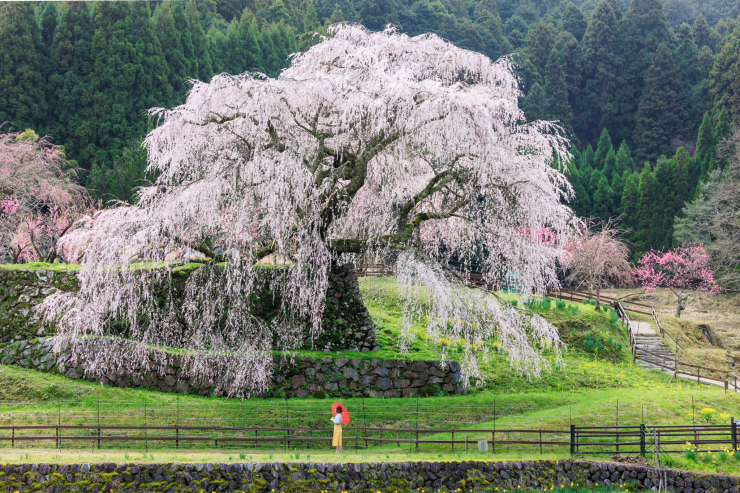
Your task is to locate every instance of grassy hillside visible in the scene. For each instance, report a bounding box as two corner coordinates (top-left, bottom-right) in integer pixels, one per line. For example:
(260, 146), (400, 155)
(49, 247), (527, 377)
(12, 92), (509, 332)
(0, 276), (737, 472)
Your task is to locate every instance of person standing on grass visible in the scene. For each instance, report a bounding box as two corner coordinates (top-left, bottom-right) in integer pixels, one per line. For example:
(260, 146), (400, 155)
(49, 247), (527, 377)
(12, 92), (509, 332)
(332, 405), (343, 454)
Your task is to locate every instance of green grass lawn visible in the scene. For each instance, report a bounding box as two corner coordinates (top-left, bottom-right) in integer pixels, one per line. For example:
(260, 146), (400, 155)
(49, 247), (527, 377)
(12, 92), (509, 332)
(0, 272), (737, 474)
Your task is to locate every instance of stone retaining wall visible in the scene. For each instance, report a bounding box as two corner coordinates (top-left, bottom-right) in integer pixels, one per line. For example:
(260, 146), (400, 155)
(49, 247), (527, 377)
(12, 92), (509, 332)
(0, 263), (379, 352)
(0, 460), (735, 493)
(0, 338), (466, 398)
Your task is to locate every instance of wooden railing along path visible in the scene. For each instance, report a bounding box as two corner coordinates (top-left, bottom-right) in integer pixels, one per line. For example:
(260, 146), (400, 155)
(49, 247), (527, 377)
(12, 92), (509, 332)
(548, 289), (739, 393)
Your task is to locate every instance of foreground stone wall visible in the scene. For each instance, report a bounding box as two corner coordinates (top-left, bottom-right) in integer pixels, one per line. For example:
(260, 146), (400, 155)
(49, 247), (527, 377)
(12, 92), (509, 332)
(0, 460), (736, 493)
(0, 338), (465, 398)
(0, 263), (378, 352)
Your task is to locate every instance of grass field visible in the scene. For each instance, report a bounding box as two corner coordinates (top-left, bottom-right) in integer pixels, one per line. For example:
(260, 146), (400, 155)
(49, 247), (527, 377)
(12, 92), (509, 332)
(0, 270), (738, 476)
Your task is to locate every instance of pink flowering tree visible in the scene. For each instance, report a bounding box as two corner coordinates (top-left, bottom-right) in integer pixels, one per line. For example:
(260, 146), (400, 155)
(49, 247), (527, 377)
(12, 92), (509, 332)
(565, 219), (633, 311)
(0, 128), (89, 263)
(633, 244), (719, 317)
(40, 26), (577, 395)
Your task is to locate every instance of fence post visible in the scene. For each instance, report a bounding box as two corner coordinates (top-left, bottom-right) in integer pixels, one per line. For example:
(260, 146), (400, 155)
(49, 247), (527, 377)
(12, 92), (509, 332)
(569, 425), (575, 455)
(11, 427), (14, 448)
(732, 418), (737, 452)
(362, 395), (368, 450)
(415, 396), (419, 453)
(640, 424), (646, 457)
(97, 392), (100, 450)
(451, 431), (454, 452)
(144, 403), (148, 453)
(493, 398), (496, 454)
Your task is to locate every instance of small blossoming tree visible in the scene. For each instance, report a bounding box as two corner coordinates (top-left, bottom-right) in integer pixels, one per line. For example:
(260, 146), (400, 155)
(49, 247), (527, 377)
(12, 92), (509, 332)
(40, 25), (577, 396)
(0, 128), (89, 263)
(633, 244), (719, 317)
(565, 219), (633, 311)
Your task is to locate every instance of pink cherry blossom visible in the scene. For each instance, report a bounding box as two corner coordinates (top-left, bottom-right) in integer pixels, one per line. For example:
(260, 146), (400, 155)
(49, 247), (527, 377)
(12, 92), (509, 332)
(565, 219), (633, 310)
(633, 244), (719, 317)
(39, 26), (578, 395)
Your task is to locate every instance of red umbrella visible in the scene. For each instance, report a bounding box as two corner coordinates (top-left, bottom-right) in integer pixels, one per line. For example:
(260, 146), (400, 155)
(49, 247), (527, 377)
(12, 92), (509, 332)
(332, 402), (350, 425)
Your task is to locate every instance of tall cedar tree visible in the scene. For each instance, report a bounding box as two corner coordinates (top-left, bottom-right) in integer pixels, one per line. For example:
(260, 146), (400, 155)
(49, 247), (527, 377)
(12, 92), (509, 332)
(709, 29), (740, 123)
(620, 170), (640, 233)
(48, 2), (94, 163)
(186, 0), (212, 81)
(634, 162), (659, 254)
(224, 8), (262, 75)
(0, 3), (46, 131)
(616, 140), (635, 173)
(594, 128), (613, 169)
(562, 2), (586, 42)
(87, 2), (170, 168)
(633, 43), (686, 164)
(579, 0), (619, 144)
(526, 22), (554, 74)
(694, 112), (715, 184)
(153, 1), (191, 104)
(473, 0), (510, 61)
(692, 14), (718, 51)
(544, 48), (572, 133)
(614, 0), (676, 146)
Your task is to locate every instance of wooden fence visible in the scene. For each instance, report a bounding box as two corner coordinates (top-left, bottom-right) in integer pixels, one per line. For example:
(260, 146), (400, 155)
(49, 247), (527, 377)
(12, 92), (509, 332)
(548, 289), (739, 393)
(0, 422), (735, 456)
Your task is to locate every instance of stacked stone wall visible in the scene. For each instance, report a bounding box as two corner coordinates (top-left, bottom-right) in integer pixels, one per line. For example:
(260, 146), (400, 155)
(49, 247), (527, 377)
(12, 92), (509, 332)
(0, 460), (735, 493)
(0, 263), (378, 352)
(0, 338), (466, 398)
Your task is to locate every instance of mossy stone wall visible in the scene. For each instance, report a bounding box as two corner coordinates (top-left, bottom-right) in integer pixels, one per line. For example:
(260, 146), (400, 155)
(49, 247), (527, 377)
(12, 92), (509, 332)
(0, 460), (735, 493)
(0, 263), (378, 352)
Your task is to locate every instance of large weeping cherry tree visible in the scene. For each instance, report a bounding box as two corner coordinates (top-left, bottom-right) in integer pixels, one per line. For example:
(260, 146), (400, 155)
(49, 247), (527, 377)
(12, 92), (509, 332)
(41, 25), (577, 397)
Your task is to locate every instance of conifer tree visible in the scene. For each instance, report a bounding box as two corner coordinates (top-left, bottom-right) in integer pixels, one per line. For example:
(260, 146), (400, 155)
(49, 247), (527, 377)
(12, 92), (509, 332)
(581, 144), (596, 170)
(154, 1), (190, 104)
(329, 5), (346, 24)
(603, 147), (617, 179)
(544, 48), (572, 132)
(634, 162), (659, 253)
(173, 1), (197, 77)
(610, 167), (626, 211)
(594, 128), (613, 169)
(615, 140), (635, 174)
(186, 0), (213, 80)
(87, 2), (170, 166)
(579, 0), (619, 143)
(48, 2), (94, 162)
(615, 0), (676, 144)
(693, 13), (714, 50)
(224, 8), (262, 75)
(260, 21), (297, 78)
(522, 82), (547, 122)
(694, 112), (715, 183)
(709, 32), (740, 123)
(588, 167), (602, 198)
(0, 3), (46, 131)
(526, 22), (554, 74)
(304, 1), (320, 32)
(633, 43), (686, 164)
(206, 24), (228, 74)
(620, 170), (640, 232)
(714, 106), (732, 142)
(562, 2), (586, 42)
(592, 173), (614, 221)
(473, 0), (510, 61)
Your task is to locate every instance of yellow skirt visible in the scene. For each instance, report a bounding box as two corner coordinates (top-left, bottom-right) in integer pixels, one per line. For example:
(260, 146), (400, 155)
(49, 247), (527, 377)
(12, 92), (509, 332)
(332, 424), (342, 447)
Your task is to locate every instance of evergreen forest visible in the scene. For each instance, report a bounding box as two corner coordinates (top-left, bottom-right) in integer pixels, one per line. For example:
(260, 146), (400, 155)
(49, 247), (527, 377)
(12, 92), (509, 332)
(2, 0), (740, 256)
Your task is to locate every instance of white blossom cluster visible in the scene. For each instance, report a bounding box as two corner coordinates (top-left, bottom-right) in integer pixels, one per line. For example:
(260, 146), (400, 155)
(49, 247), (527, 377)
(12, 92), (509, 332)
(40, 25), (576, 396)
